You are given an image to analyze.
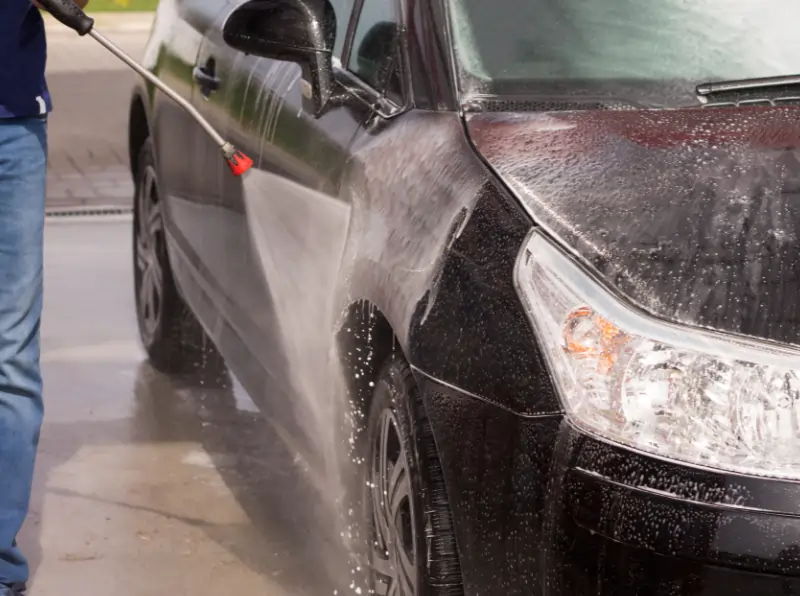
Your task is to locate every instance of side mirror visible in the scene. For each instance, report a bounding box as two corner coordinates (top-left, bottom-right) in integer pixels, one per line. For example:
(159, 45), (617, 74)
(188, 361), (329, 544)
(222, 0), (337, 117)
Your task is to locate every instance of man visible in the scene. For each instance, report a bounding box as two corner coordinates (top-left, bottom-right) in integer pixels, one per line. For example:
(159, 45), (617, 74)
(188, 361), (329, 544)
(0, 0), (88, 593)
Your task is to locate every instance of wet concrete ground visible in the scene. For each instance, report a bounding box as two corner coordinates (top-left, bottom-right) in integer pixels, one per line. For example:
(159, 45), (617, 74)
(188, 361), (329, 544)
(22, 215), (342, 595)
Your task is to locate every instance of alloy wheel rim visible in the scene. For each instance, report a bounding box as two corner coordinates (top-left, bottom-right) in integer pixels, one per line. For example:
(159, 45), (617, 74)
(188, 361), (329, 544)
(370, 408), (418, 596)
(135, 165), (164, 342)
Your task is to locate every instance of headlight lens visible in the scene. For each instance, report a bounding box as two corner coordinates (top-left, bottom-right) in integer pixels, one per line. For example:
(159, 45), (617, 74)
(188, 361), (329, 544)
(516, 229), (800, 478)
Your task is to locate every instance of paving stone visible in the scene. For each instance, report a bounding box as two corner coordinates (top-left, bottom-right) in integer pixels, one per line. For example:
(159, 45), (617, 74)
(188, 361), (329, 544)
(98, 186), (134, 199)
(42, 17), (148, 212)
(46, 166), (133, 211)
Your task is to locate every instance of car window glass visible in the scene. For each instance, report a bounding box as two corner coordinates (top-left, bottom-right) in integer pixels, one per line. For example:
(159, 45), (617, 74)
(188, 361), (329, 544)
(447, 0), (800, 107)
(384, 53), (403, 104)
(347, 0), (400, 91)
(330, 0), (356, 58)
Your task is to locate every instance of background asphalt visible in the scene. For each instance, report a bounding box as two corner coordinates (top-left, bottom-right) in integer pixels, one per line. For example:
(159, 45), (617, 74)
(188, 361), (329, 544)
(44, 13), (153, 212)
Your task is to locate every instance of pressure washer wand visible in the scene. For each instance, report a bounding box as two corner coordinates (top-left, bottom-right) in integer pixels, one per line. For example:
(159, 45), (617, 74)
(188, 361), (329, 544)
(37, 0), (253, 177)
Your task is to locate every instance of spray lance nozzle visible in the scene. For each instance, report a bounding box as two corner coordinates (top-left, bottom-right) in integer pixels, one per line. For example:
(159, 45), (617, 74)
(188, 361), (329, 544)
(221, 143), (254, 177)
(37, 0), (95, 36)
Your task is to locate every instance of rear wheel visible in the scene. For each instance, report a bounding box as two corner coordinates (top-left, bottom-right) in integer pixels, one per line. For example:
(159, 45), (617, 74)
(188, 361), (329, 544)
(133, 139), (227, 384)
(364, 358), (464, 595)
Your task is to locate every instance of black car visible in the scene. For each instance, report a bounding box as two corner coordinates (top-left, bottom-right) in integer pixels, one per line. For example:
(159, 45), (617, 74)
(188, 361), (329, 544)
(127, 0), (800, 593)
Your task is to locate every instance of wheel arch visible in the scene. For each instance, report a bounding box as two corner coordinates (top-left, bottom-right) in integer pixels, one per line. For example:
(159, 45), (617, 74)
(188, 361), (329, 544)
(336, 297), (466, 594)
(336, 299), (404, 423)
(128, 90), (152, 181)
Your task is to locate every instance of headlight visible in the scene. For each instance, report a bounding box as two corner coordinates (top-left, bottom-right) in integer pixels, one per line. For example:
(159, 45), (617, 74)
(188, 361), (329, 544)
(515, 229), (800, 479)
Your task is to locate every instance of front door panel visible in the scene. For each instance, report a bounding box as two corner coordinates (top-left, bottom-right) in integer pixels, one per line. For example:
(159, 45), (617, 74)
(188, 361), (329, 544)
(221, 53), (363, 469)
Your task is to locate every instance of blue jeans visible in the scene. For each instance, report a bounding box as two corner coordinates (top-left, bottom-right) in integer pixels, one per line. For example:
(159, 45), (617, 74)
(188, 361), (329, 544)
(0, 117), (47, 588)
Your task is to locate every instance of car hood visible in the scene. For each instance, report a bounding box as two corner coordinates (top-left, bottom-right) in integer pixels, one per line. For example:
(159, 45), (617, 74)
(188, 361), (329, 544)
(465, 106), (800, 346)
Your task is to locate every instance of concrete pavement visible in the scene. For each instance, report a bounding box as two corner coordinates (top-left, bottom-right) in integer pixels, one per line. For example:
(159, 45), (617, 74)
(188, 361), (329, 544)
(45, 13), (153, 212)
(23, 214), (349, 595)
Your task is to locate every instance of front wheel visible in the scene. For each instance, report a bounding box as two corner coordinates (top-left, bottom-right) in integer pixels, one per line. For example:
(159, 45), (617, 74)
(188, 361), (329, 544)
(132, 138), (227, 384)
(364, 358), (464, 595)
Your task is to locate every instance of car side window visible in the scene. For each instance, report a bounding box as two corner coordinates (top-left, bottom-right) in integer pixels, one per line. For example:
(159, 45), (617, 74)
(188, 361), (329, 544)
(330, 0), (356, 58)
(346, 0), (401, 93)
(382, 52), (403, 105)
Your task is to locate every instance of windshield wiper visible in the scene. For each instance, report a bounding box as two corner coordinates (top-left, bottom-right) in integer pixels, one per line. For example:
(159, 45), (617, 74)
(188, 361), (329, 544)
(697, 74), (800, 100)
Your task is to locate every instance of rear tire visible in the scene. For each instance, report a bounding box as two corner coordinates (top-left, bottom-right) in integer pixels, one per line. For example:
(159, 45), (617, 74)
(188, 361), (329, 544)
(132, 139), (227, 385)
(364, 357), (464, 595)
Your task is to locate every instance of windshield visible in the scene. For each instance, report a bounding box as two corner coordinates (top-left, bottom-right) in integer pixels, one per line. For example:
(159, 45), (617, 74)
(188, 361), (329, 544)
(447, 0), (800, 107)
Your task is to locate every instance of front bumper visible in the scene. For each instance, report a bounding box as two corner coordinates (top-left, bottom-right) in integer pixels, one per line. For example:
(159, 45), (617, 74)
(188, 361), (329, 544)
(419, 375), (800, 595)
(547, 427), (800, 595)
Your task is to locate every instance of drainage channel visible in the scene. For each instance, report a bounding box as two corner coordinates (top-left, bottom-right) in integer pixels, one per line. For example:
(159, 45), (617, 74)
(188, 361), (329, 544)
(46, 206), (133, 218)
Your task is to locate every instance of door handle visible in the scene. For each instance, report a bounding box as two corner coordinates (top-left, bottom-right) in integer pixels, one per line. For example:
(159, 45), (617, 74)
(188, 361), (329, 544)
(192, 65), (221, 94)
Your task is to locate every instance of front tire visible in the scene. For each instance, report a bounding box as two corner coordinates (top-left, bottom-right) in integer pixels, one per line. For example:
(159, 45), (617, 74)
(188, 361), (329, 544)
(132, 139), (227, 384)
(365, 357), (464, 595)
